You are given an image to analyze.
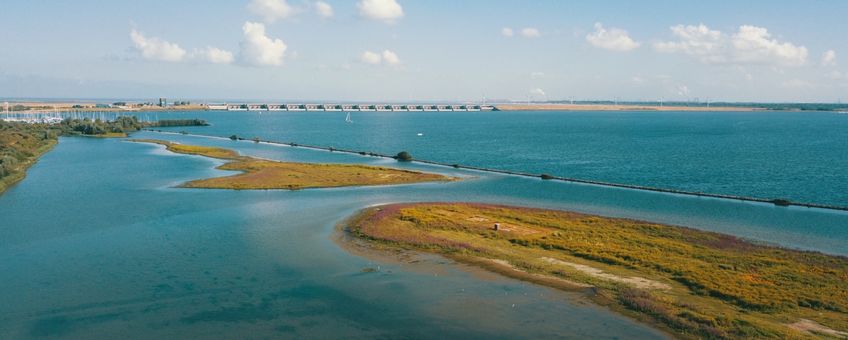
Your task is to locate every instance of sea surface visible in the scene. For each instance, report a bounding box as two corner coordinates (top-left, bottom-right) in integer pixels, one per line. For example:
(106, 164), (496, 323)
(146, 110), (848, 207)
(1, 112), (847, 338)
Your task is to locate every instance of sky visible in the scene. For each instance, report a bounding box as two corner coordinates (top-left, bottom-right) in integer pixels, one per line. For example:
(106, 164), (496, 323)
(1, 0), (847, 102)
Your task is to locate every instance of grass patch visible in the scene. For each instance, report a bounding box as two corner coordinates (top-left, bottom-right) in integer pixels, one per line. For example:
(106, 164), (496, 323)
(131, 139), (456, 190)
(344, 202), (848, 339)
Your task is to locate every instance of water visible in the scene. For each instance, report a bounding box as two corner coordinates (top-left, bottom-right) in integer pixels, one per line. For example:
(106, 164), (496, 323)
(2, 117), (848, 338)
(150, 110), (848, 207)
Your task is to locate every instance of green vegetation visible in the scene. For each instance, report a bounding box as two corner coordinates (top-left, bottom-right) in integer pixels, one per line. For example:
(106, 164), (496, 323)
(395, 151), (413, 162)
(0, 121), (60, 194)
(59, 116), (144, 137)
(58, 117), (208, 137)
(151, 118), (208, 127)
(0, 116), (209, 195)
(345, 203), (848, 339)
(130, 139), (456, 190)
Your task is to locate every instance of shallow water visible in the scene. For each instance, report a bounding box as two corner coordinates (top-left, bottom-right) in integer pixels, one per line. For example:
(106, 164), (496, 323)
(148, 110), (848, 206)
(0, 135), (667, 338)
(1, 131), (846, 338)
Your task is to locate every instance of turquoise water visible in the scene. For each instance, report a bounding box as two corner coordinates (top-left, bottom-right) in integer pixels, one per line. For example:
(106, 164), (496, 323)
(1, 121), (847, 337)
(150, 110), (848, 207)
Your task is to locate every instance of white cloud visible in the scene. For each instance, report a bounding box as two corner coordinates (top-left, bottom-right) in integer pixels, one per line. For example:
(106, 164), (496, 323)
(732, 25), (807, 66)
(822, 50), (837, 66)
(501, 27), (514, 38)
(530, 71), (545, 79)
(520, 27), (541, 38)
(360, 50), (382, 64)
(239, 22), (287, 66)
(248, 0), (295, 23)
(381, 50), (401, 65)
(586, 23), (640, 51)
(676, 84), (690, 97)
(130, 29), (186, 62)
(359, 49), (401, 66)
(530, 88), (546, 97)
(357, 0), (403, 23)
(191, 47), (235, 64)
(315, 1), (333, 18)
(655, 24), (808, 66)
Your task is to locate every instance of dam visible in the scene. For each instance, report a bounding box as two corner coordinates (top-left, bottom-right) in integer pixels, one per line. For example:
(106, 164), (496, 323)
(212, 103), (495, 112)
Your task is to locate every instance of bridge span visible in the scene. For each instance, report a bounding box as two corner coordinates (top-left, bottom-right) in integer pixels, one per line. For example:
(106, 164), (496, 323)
(213, 103), (495, 112)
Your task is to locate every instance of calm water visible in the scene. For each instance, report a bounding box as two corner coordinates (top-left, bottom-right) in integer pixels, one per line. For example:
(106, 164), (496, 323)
(1, 116), (848, 338)
(150, 110), (848, 207)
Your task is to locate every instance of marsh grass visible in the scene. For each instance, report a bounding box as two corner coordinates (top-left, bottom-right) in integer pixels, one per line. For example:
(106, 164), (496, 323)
(346, 202), (848, 339)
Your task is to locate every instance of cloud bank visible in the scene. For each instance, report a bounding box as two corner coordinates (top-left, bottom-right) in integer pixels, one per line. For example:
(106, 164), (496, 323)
(654, 24), (808, 66)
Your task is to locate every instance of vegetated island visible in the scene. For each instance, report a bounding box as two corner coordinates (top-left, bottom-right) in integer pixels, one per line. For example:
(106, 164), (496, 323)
(0, 117), (208, 195)
(130, 139), (456, 190)
(342, 202), (848, 339)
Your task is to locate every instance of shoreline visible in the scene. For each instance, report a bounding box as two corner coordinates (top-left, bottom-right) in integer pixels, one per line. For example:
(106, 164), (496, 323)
(338, 202), (848, 339)
(0, 139), (57, 195)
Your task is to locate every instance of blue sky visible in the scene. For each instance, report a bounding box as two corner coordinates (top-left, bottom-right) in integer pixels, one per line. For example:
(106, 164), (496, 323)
(1, 0), (847, 102)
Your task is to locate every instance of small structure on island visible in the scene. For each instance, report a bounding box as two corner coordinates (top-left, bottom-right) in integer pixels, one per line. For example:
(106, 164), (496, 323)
(493, 223), (500, 231)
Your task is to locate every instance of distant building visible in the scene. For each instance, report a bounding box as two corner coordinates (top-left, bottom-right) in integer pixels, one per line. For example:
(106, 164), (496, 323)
(159, 98), (167, 107)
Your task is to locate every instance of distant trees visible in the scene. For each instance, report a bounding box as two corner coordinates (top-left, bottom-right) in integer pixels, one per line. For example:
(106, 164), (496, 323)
(152, 119), (208, 127)
(55, 117), (208, 136)
(58, 116), (143, 136)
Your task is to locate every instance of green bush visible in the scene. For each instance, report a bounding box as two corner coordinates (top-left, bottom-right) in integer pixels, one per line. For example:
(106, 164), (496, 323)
(395, 151), (413, 162)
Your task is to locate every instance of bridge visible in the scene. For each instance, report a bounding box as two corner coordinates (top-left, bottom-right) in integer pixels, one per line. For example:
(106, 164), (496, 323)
(212, 103), (495, 112)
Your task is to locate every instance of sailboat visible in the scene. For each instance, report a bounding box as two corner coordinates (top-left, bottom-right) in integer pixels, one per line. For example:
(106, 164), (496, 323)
(345, 112), (353, 123)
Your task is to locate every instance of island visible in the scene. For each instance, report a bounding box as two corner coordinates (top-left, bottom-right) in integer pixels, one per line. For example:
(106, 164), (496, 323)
(131, 139), (456, 190)
(341, 202), (848, 339)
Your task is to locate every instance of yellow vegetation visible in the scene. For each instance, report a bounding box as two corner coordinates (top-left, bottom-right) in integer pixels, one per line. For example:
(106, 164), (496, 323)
(131, 139), (454, 190)
(345, 202), (848, 339)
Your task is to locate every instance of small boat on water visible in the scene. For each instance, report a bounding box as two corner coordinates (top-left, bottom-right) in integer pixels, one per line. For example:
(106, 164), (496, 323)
(345, 112), (353, 123)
